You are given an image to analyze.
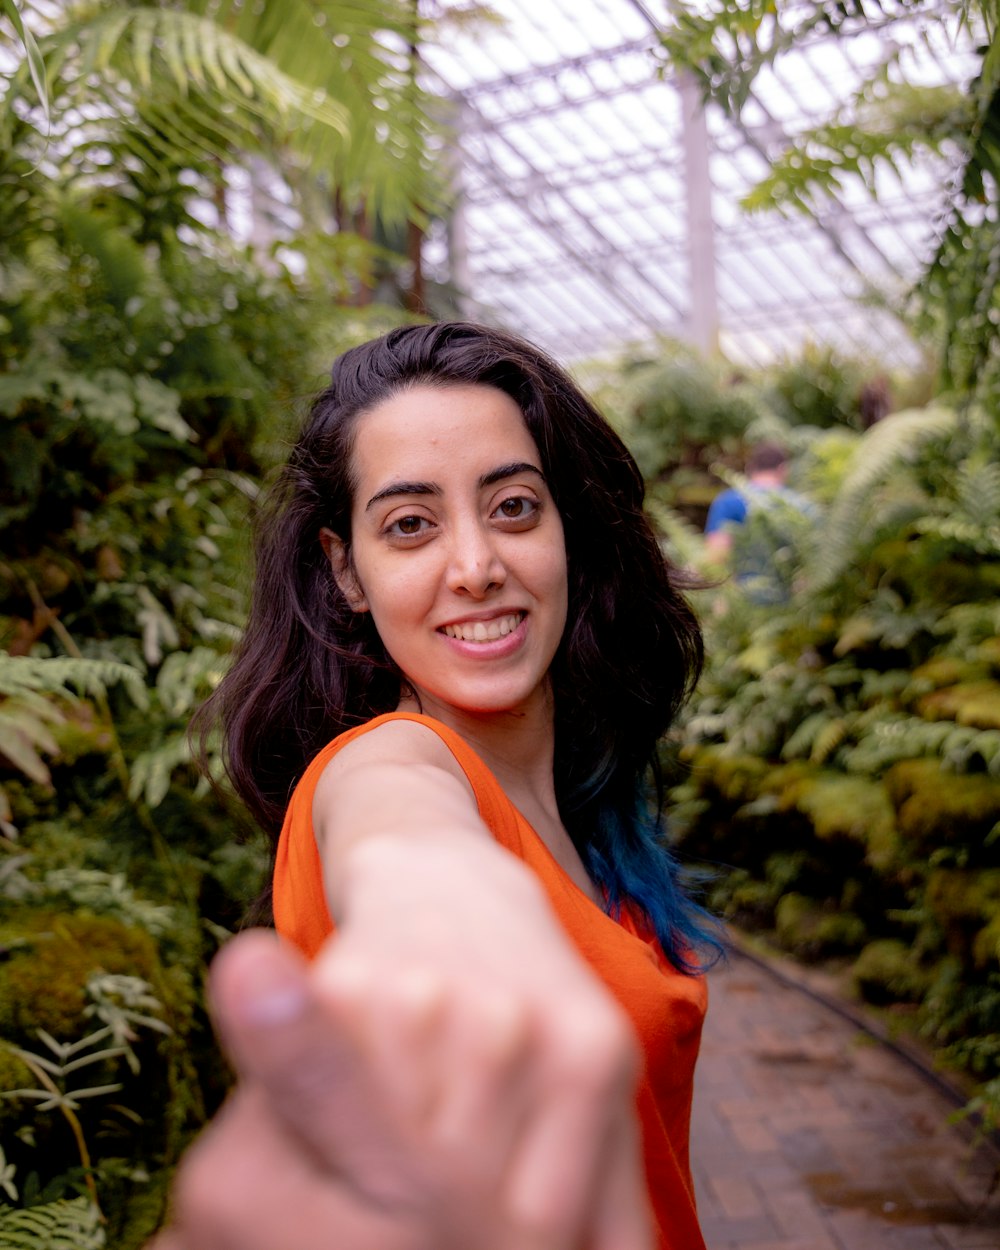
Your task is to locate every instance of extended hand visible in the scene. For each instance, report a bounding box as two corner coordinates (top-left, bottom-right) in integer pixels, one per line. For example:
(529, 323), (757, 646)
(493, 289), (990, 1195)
(151, 846), (653, 1250)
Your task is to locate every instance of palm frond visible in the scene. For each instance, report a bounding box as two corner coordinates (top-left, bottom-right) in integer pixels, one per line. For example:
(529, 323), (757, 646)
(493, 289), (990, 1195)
(0, 0), (48, 124)
(5, 3), (440, 227)
(740, 83), (970, 216)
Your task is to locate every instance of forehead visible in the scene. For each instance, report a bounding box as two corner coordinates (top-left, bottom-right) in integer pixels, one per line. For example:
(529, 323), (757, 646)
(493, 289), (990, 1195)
(349, 383), (540, 488)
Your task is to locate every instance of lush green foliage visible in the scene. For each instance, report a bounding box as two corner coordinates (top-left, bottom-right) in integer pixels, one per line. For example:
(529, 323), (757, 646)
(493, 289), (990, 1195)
(0, 213), (330, 1243)
(658, 400), (1000, 1119)
(595, 340), (898, 530)
(2, 0), (442, 232)
(0, 0), (439, 1239)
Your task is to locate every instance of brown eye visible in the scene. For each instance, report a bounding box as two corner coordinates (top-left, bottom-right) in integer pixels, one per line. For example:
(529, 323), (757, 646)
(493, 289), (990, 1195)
(497, 496), (536, 519)
(386, 514), (430, 539)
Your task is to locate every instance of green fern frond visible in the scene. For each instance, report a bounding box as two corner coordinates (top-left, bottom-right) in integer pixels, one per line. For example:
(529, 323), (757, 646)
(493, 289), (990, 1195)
(155, 645), (227, 718)
(8, 3), (440, 227)
(913, 515), (1000, 554)
(128, 732), (193, 808)
(657, 0), (902, 114)
(780, 711), (833, 761)
(956, 459), (1000, 521)
(812, 716), (853, 764)
(0, 702), (62, 785)
(0, 655), (146, 789)
(843, 713), (1000, 776)
(741, 83), (970, 215)
(53, 9), (351, 134)
(810, 406), (957, 591)
(0, 654), (147, 709)
(934, 601), (1000, 647)
(0, 1197), (105, 1249)
(906, 456), (1000, 553)
(42, 868), (176, 935)
(645, 497), (709, 569)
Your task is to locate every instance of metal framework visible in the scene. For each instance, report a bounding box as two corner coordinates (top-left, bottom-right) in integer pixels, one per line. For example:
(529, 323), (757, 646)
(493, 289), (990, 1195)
(421, 0), (977, 367)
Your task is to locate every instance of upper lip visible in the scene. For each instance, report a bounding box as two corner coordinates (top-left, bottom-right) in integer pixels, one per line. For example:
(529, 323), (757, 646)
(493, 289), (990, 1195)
(437, 608), (525, 630)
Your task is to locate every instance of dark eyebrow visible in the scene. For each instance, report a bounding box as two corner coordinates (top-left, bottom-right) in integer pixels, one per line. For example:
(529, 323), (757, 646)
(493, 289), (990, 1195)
(365, 481), (439, 512)
(479, 462), (545, 489)
(365, 463), (544, 512)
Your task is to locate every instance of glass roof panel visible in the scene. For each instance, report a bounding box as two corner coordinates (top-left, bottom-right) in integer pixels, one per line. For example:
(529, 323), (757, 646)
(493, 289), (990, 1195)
(423, 0), (976, 365)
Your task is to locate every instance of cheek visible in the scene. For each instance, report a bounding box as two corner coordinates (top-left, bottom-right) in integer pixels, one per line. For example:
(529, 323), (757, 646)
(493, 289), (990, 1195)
(358, 554), (437, 625)
(538, 547), (570, 623)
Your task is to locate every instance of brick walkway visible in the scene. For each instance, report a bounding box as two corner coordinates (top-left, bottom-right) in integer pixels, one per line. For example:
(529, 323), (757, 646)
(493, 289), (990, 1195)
(690, 950), (1000, 1250)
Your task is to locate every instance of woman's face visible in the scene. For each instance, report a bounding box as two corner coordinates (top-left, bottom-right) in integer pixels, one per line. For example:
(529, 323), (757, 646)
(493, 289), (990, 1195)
(322, 383), (568, 724)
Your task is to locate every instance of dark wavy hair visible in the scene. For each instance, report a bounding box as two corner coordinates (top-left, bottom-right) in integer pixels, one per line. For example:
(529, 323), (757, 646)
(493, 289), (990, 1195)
(200, 322), (721, 970)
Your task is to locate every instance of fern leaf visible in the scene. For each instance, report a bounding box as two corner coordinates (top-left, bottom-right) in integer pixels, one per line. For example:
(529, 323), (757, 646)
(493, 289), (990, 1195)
(0, 1197), (105, 1249)
(0, 706), (62, 785)
(156, 646), (227, 718)
(645, 497), (709, 570)
(812, 717), (852, 765)
(810, 406), (957, 591)
(780, 711), (830, 761)
(0, 654), (148, 710)
(128, 732), (193, 808)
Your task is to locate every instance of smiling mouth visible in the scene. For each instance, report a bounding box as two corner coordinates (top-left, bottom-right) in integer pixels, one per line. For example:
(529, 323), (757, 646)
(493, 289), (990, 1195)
(441, 612), (525, 642)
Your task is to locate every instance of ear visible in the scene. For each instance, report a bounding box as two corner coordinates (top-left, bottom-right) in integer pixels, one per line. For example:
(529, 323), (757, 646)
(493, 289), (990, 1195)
(319, 527), (369, 613)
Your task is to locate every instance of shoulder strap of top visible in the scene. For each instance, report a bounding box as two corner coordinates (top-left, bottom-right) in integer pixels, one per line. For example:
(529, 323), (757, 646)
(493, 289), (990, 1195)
(302, 712), (523, 849)
(272, 713), (525, 958)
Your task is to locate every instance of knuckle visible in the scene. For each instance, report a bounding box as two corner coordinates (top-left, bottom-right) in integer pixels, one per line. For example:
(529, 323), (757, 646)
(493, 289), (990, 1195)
(553, 1002), (637, 1089)
(468, 988), (531, 1062)
(382, 966), (447, 1030)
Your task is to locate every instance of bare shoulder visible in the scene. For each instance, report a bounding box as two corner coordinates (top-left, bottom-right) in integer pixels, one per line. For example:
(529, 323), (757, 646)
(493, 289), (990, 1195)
(316, 718), (475, 800)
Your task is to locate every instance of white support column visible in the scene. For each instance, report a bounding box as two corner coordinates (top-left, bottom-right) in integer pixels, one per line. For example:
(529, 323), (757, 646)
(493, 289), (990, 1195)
(443, 96), (477, 320)
(679, 71), (720, 355)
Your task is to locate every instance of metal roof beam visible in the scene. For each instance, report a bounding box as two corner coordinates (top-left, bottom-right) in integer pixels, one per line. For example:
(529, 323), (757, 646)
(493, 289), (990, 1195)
(450, 92), (690, 326)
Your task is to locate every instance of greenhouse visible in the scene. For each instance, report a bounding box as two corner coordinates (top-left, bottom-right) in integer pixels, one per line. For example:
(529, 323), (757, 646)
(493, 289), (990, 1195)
(1, 0), (998, 1245)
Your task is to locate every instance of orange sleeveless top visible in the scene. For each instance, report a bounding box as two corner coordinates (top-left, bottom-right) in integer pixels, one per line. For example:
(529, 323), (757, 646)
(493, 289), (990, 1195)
(272, 712), (707, 1250)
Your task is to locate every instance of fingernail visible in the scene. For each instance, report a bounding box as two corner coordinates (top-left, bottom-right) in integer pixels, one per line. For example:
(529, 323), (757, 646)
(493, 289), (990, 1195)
(239, 956), (309, 1027)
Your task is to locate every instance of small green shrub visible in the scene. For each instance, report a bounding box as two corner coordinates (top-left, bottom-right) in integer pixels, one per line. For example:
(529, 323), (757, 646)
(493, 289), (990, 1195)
(853, 939), (932, 1005)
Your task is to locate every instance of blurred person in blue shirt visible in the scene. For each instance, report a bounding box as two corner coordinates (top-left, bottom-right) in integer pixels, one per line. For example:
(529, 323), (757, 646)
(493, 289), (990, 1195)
(704, 443), (814, 604)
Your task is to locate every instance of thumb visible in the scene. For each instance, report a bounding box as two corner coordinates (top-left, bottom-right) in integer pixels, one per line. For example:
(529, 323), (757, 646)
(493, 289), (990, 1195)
(207, 930), (411, 1204)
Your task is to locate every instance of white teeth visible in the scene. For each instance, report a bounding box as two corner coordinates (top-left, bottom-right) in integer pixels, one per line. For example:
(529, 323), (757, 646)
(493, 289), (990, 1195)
(443, 613), (522, 642)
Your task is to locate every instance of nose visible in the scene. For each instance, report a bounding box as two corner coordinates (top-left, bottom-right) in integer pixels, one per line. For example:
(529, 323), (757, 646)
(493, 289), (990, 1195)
(445, 518), (507, 598)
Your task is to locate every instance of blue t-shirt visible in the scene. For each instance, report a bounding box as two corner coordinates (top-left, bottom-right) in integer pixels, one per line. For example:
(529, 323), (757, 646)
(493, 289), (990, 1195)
(704, 484), (816, 604)
(704, 487), (748, 533)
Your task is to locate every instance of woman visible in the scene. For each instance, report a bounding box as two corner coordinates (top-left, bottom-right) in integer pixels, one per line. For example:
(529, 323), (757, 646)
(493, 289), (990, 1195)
(159, 323), (720, 1250)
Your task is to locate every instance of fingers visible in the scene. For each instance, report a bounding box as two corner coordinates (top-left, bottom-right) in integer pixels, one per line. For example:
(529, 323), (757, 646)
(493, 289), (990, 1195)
(428, 987), (531, 1155)
(205, 928), (652, 1250)
(500, 1008), (643, 1250)
(333, 958), (447, 1128)
(586, 1106), (655, 1250)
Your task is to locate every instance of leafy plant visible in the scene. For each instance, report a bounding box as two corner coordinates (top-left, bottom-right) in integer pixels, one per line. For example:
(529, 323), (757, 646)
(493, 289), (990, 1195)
(661, 390), (1000, 1108)
(0, 1196), (105, 1250)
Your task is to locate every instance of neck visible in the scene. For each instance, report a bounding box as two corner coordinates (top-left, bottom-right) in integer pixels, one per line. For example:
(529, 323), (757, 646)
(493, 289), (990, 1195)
(396, 690), (558, 811)
(750, 470), (785, 488)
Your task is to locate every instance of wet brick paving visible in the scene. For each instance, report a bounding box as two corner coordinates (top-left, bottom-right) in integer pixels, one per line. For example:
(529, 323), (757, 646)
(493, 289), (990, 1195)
(690, 950), (1000, 1250)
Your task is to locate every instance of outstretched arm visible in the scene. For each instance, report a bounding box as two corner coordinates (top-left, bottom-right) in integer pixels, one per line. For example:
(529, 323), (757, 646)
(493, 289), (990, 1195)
(153, 721), (653, 1250)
